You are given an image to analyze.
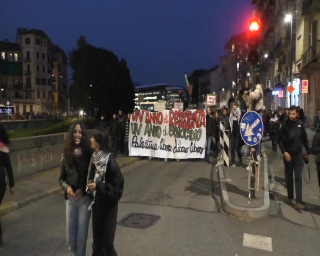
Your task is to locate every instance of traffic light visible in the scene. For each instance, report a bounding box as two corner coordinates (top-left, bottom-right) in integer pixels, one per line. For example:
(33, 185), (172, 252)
(248, 18), (260, 66)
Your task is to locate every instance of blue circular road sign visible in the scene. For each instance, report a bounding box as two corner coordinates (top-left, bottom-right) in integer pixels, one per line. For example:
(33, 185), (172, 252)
(240, 111), (264, 146)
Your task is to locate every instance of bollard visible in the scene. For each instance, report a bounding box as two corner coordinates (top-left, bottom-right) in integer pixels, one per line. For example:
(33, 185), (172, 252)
(220, 121), (225, 159)
(223, 130), (230, 181)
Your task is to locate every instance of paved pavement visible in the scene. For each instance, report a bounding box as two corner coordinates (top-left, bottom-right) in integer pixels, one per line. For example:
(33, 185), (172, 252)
(1, 159), (320, 255)
(0, 156), (140, 217)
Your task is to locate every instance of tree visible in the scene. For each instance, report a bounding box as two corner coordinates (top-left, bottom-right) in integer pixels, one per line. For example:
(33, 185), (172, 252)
(69, 36), (135, 120)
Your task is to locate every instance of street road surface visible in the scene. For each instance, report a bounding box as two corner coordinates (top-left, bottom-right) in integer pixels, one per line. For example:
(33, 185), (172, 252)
(1, 157), (320, 255)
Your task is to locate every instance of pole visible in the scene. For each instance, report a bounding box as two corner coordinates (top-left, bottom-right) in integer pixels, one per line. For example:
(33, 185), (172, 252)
(289, 19), (293, 107)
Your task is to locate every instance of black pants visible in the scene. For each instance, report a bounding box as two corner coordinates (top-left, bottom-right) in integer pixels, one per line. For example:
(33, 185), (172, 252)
(284, 152), (304, 204)
(111, 136), (118, 157)
(124, 140), (129, 156)
(118, 133), (125, 153)
(0, 180), (6, 238)
(231, 133), (242, 164)
(271, 133), (277, 152)
(92, 204), (118, 256)
(317, 163), (320, 188)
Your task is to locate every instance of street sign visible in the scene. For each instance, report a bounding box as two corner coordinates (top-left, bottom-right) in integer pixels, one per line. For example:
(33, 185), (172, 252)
(278, 90), (283, 98)
(240, 111), (264, 146)
(206, 94), (216, 106)
(302, 80), (308, 93)
(287, 84), (295, 94)
(173, 102), (184, 110)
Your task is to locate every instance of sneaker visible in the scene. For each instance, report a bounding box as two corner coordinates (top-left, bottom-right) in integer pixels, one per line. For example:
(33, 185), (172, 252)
(246, 166), (250, 171)
(257, 155), (261, 161)
(230, 164), (236, 168)
(294, 203), (307, 211)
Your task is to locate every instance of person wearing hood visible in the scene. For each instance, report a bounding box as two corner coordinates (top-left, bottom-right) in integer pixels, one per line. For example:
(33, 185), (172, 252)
(0, 124), (15, 247)
(229, 102), (242, 167)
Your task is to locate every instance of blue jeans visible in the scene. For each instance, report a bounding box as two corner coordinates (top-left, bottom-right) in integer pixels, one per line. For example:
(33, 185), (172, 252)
(205, 136), (212, 160)
(66, 194), (92, 256)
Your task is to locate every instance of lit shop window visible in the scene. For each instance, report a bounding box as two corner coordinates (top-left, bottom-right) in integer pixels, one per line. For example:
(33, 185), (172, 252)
(1, 52), (6, 60)
(14, 53), (18, 62)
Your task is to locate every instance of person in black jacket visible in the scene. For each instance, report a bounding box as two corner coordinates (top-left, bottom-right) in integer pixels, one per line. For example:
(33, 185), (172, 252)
(124, 113), (131, 156)
(213, 110), (221, 158)
(205, 107), (214, 163)
(59, 122), (92, 256)
(311, 128), (320, 193)
(278, 106), (311, 210)
(87, 128), (124, 256)
(110, 114), (119, 157)
(117, 109), (126, 154)
(0, 124), (15, 247)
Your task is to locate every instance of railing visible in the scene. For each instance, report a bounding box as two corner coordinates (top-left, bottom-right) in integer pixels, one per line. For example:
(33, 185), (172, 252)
(302, 40), (320, 67)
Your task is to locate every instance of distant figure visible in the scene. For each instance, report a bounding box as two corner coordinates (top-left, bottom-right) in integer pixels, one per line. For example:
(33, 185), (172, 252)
(98, 115), (108, 130)
(316, 109), (320, 129)
(213, 111), (221, 157)
(110, 114), (119, 157)
(124, 113), (131, 156)
(280, 108), (289, 126)
(220, 108), (230, 131)
(229, 102), (242, 167)
(205, 107), (215, 163)
(117, 109), (126, 154)
(0, 124), (15, 247)
(270, 111), (280, 152)
(59, 122), (92, 256)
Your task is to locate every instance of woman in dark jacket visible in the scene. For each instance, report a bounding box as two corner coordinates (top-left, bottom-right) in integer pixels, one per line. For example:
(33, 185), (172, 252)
(87, 128), (124, 256)
(312, 128), (320, 192)
(213, 111), (221, 157)
(59, 122), (92, 256)
(0, 124), (15, 246)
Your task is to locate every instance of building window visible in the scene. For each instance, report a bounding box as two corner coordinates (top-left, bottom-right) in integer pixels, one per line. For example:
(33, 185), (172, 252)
(36, 38), (41, 45)
(37, 91), (40, 98)
(43, 91), (46, 98)
(23, 105), (27, 113)
(43, 66), (45, 73)
(37, 52), (39, 59)
(15, 91), (19, 98)
(30, 105), (33, 113)
(26, 77), (31, 87)
(37, 65), (39, 72)
(42, 53), (45, 60)
(1, 52), (5, 60)
(2, 91), (6, 98)
(0, 77), (7, 86)
(14, 78), (19, 85)
(14, 53), (18, 62)
(16, 105), (20, 113)
(42, 41), (46, 47)
(42, 79), (47, 85)
(25, 38), (30, 45)
(36, 78), (41, 85)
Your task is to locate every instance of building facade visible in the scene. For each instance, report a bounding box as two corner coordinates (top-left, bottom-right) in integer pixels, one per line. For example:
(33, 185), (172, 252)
(0, 28), (69, 116)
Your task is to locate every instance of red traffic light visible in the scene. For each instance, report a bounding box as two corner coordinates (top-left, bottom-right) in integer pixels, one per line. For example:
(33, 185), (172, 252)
(249, 18), (260, 31)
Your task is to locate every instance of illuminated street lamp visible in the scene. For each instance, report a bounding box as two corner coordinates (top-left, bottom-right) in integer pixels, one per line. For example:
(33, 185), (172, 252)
(264, 53), (269, 59)
(285, 14), (292, 23)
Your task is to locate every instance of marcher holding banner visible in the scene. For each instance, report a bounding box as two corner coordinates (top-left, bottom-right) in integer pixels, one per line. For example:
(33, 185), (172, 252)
(205, 107), (215, 163)
(129, 109), (206, 159)
(229, 102), (242, 167)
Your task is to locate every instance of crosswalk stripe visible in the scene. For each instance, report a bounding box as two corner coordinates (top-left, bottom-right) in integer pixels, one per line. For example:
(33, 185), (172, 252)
(243, 233), (273, 252)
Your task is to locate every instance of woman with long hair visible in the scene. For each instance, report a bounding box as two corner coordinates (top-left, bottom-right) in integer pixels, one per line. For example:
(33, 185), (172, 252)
(0, 124), (15, 246)
(59, 122), (92, 256)
(87, 128), (124, 256)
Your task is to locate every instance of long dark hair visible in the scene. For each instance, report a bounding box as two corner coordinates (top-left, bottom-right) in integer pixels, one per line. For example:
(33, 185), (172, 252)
(64, 122), (91, 166)
(0, 124), (9, 145)
(92, 128), (110, 153)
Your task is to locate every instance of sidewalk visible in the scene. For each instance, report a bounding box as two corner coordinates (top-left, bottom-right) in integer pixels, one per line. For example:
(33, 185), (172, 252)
(217, 150), (270, 219)
(267, 140), (320, 229)
(0, 156), (140, 217)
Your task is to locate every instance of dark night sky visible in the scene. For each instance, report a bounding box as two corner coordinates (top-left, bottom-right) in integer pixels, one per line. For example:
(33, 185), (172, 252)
(2, 0), (253, 87)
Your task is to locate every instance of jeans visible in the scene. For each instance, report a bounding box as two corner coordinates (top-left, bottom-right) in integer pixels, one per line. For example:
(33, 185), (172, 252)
(284, 152), (304, 204)
(92, 204), (118, 256)
(66, 194), (92, 256)
(0, 180), (6, 239)
(231, 133), (242, 164)
(255, 111), (263, 155)
(205, 136), (212, 161)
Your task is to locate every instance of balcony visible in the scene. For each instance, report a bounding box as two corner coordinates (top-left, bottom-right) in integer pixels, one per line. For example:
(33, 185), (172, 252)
(23, 56), (31, 62)
(13, 84), (23, 90)
(301, 40), (320, 68)
(24, 70), (31, 76)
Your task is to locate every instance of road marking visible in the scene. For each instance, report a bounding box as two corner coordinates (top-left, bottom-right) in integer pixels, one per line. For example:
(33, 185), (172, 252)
(243, 233), (273, 252)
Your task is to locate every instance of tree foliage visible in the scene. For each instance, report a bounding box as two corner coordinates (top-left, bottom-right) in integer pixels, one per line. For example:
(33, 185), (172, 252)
(69, 36), (134, 119)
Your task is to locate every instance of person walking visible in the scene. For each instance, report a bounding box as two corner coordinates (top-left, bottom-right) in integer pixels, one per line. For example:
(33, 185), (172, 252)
(205, 107), (215, 163)
(117, 109), (126, 154)
(311, 128), (320, 196)
(124, 113), (131, 157)
(87, 128), (124, 256)
(278, 106), (311, 210)
(315, 109), (320, 129)
(220, 108), (230, 131)
(213, 111), (221, 158)
(0, 124), (15, 247)
(229, 102), (242, 167)
(269, 111), (280, 152)
(110, 114), (119, 157)
(59, 122), (92, 256)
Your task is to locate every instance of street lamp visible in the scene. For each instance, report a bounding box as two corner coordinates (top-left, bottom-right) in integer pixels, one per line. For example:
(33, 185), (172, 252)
(264, 53), (269, 59)
(285, 13), (293, 107)
(6, 101), (9, 120)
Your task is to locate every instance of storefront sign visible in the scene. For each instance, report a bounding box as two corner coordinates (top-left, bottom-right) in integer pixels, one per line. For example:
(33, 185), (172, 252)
(302, 80), (308, 94)
(173, 102), (184, 110)
(278, 90), (283, 98)
(206, 94), (216, 106)
(272, 90), (283, 98)
(129, 109), (206, 159)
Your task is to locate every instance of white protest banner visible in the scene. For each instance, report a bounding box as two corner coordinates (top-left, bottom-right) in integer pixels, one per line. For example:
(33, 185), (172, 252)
(129, 109), (206, 159)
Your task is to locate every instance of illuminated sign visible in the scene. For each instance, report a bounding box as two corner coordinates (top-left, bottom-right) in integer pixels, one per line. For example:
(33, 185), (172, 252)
(278, 90), (283, 98)
(206, 94), (216, 106)
(302, 80), (308, 93)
